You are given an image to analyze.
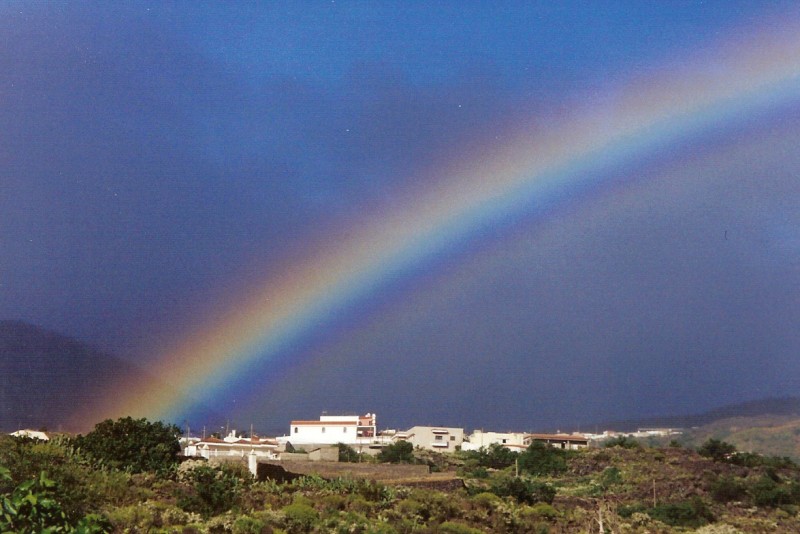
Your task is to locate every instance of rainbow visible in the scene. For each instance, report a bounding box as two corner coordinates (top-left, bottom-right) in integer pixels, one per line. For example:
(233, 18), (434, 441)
(74, 14), (800, 428)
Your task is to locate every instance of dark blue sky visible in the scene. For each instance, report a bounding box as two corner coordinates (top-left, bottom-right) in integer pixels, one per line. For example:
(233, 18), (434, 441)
(3, 2), (800, 431)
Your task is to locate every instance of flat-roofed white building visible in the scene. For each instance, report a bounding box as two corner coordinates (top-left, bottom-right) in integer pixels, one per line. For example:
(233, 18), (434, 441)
(186, 431), (280, 460)
(462, 430), (527, 452)
(281, 413), (378, 447)
(394, 426), (464, 451)
(524, 433), (589, 450)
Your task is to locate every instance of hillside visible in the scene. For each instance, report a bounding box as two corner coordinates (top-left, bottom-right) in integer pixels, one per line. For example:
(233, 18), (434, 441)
(0, 320), (156, 432)
(598, 397), (800, 433)
(674, 415), (800, 460)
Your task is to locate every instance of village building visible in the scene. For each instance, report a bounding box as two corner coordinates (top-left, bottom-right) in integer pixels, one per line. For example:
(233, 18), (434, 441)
(524, 433), (589, 450)
(461, 430), (527, 452)
(185, 430), (279, 460)
(279, 413), (378, 448)
(393, 426), (464, 451)
(10, 429), (49, 441)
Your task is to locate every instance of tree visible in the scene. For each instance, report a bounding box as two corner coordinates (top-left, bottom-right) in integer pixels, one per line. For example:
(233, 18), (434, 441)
(337, 443), (360, 463)
(517, 442), (567, 476)
(377, 441), (415, 464)
(697, 438), (736, 462)
(73, 417), (181, 474)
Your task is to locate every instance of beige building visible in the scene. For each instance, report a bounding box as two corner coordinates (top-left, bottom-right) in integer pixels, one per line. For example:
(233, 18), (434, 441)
(394, 426), (464, 451)
(524, 433), (589, 450)
(462, 430), (527, 452)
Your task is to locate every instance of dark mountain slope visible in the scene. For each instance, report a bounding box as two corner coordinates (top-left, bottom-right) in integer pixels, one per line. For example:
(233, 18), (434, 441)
(0, 320), (156, 432)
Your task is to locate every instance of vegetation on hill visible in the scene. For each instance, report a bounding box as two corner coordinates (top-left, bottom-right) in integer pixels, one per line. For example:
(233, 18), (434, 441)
(4, 417), (800, 532)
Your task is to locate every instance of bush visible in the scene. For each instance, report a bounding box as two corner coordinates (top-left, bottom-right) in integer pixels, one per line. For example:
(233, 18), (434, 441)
(461, 444), (519, 470)
(73, 417), (181, 474)
(0, 467), (111, 533)
(710, 475), (747, 503)
(749, 475), (797, 507)
(597, 467), (622, 490)
(518, 442), (567, 476)
(378, 441), (415, 464)
(647, 498), (714, 528)
(621, 498), (713, 527)
(528, 502), (559, 520)
(177, 463), (244, 518)
(439, 521), (484, 534)
(489, 476), (556, 505)
(283, 502), (318, 533)
(697, 439), (736, 462)
(337, 442), (360, 463)
(603, 436), (640, 449)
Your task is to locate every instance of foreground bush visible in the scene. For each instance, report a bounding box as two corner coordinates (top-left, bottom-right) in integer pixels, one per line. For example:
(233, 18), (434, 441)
(488, 476), (556, 505)
(73, 417), (181, 474)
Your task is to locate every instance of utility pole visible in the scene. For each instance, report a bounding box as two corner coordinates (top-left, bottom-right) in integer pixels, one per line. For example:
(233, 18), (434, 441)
(653, 478), (657, 508)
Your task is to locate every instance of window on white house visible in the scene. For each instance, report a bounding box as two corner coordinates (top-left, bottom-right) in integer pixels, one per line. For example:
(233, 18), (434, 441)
(435, 435), (443, 441)
(294, 427), (298, 433)
(450, 436), (456, 441)
(343, 427), (347, 433)
(322, 427), (326, 433)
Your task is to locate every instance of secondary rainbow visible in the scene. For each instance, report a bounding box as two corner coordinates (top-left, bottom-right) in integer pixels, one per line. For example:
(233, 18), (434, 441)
(75, 15), (800, 427)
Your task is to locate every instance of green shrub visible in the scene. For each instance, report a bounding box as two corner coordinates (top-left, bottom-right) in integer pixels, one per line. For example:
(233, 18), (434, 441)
(749, 475), (797, 507)
(378, 441), (415, 464)
(177, 463), (243, 518)
(0, 468), (111, 533)
(337, 442), (361, 463)
(528, 502), (558, 520)
(439, 521), (484, 534)
(489, 476), (556, 505)
(603, 436), (640, 449)
(282, 502), (319, 533)
(471, 491), (501, 509)
(232, 514), (269, 533)
(72, 417), (181, 474)
(647, 498), (714, 528)
(597, 467), (622, 490)
(710, 475), (747, 503)
(697, 439), (736, 462)
(517, 443), (567, 476)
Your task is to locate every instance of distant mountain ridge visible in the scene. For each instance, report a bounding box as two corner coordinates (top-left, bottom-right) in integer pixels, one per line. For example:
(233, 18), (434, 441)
(0, 320), (157, 433)
(596, 396), (800, 433)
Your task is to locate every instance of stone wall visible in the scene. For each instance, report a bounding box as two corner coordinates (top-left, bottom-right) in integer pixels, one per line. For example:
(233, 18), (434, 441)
(257, 460), (431, 482)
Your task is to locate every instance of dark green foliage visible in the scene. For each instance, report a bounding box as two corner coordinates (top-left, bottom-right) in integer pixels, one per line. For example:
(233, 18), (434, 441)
(488, 476), (556, 504)
(337, 442), (360, 463)
(438, 521), (484, 534)
(0, 467), (111, 533)
(646, 498), (714, 528)
(377, 441), (415, 464)
(177, 463), (244, 518)
(603, 436), (641, 449)
(73, 417), (181, 474)
(697, 438), (737, 462)
(748, 474), (800, 507)
(517, 442), (567, 476)
(597, 466), (623, 490)
(618, 498), (714, 527)
(461, 443), (519, 470)
(283, 502), (319, 533)
(710, 475), (747, 503)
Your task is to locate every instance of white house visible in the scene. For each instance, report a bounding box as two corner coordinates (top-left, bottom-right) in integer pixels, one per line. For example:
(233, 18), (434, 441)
(524, 433), (589, 450)
(185, 430), (279, 460)
(394, 426), (464, 451)
(10, 429), (49, 441)
(462, 430), (527, 452)
(281, 413), (378, 447)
